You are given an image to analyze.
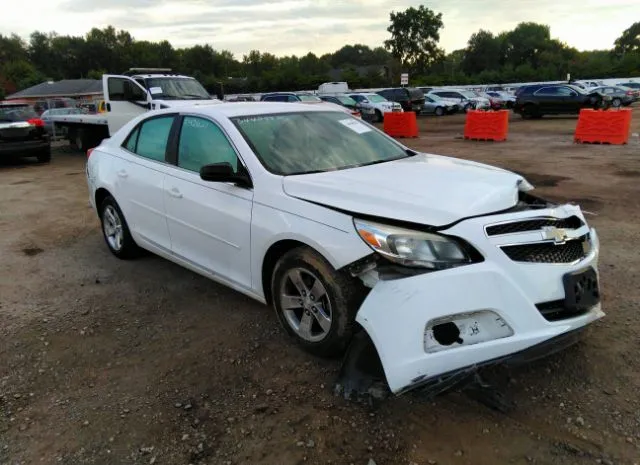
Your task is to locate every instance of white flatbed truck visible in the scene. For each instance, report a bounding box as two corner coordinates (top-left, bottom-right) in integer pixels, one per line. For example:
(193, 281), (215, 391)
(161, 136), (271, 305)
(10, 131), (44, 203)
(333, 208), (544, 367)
(50, 68), (221, 151)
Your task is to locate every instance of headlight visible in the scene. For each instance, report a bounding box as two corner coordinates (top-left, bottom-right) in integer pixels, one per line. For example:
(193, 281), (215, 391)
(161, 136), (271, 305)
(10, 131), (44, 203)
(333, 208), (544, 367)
(354, 219), (472, 270)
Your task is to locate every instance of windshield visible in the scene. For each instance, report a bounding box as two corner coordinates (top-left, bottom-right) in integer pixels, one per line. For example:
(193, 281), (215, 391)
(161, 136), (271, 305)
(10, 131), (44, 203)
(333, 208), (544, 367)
(567, 85), (588, 95)
(460, 91), (477, 98)
(298, 95), (321, 102)
(145, 78), (211, 100)
(0, 105), (38, 122)
(366, 94), (387, 103)
(337, 96), (357, 106)
(233, 111), (409, 175)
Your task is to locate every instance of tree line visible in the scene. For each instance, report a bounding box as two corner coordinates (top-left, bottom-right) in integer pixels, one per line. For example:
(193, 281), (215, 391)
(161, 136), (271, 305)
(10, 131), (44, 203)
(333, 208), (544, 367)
(0, 5), (638, 99)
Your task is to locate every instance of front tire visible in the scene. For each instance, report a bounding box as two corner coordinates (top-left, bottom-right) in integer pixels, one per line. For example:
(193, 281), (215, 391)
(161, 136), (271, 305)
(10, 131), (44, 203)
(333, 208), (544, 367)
(612, 98), (621, 108)
(435, 106), (444, 116)
(99, 196), (140, 259)
(271, 247), (366, 357)
(375, 109), (383, 123)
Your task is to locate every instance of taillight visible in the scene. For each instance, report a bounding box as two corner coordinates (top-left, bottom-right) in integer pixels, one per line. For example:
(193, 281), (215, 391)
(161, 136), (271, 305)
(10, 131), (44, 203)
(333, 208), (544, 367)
(87, 148), (95, 158)
(27, 118), (44, 127)
(627, 91), (633, 95)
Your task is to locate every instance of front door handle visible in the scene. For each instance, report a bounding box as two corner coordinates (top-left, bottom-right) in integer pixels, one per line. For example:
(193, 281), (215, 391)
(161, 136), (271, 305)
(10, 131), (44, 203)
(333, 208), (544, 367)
(168, 187), (183, 199)
(116, 170), (128, 178)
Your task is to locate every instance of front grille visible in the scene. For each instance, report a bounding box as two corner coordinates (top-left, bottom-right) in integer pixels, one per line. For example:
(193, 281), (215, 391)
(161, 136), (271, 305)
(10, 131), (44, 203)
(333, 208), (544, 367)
(486, 216), (583, 236)
(501, 235), (588, 263)
(536, 300), (591, 321)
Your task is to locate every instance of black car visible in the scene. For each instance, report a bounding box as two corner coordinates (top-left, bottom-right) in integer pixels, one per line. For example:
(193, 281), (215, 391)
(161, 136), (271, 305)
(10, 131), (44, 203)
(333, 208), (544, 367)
(0, 103), (51, 163)
(376, 87), (425, 113)
(513, 84), (608, 118)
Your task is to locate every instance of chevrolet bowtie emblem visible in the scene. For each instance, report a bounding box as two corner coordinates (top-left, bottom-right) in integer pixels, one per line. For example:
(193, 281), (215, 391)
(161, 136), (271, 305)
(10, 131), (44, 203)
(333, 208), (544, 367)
(542, 226), (569, 244)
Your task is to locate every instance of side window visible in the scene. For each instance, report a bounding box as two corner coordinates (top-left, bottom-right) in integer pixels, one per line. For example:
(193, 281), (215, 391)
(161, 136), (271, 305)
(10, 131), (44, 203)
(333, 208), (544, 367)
(560, 87), (577, 96)
(134, 116), (174, 162)
(123, 126), (140, 152)
(178, 116), (238, 174)
(287, 95), (298, 102)
(394, 89), (406, 99)
(108, 77), (147, 102)
(535, 87), (561, 96)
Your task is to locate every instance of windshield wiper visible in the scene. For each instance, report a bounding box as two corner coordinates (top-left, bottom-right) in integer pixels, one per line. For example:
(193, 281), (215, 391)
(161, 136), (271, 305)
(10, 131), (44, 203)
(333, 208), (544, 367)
(181, 94), (209, 99)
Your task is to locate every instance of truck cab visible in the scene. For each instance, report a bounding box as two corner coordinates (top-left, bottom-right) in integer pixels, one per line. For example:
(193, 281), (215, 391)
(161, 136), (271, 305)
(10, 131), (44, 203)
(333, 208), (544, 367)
(51, 68), (221, 152)
(103, 68), (219, 135)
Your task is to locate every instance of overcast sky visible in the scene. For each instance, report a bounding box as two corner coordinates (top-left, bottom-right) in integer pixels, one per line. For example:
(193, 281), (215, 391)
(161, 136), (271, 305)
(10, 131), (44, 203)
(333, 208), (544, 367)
(1, 0), (636, 57)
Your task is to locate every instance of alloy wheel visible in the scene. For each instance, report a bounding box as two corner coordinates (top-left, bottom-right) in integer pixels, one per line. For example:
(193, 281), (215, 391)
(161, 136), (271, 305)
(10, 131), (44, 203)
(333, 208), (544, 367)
(103, 205), (124, 252)
(279, 268), (332, 342)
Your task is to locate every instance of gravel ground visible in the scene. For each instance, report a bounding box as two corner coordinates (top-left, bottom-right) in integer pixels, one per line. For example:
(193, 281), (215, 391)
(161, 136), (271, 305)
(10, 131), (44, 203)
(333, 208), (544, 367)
(1, 109), (639, 465)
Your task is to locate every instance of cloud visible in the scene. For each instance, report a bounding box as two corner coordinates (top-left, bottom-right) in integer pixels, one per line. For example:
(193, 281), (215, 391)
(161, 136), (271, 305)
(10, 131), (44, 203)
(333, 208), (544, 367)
(0, 0), (636, 57)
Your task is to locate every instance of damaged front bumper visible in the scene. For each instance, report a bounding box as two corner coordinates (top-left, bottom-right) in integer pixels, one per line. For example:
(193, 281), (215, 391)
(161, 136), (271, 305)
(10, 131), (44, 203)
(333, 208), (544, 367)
(347, 204), (604, 396)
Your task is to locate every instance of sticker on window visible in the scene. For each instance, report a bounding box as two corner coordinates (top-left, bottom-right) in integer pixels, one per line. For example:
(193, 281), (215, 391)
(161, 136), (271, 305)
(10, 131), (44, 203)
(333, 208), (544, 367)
(149, 87), (163, 95)
(339, 118), (371, 134)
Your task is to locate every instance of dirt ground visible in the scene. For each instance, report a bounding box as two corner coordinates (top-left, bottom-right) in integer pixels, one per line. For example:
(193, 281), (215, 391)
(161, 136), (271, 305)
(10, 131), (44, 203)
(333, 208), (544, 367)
(1, 108), (639, 465)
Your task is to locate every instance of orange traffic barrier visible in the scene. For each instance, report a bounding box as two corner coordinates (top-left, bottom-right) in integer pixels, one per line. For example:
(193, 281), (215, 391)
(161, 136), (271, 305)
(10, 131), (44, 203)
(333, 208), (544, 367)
(574, 108), (632, 145)
(383, 112), (418, 138)
(464, 110), (509, 142)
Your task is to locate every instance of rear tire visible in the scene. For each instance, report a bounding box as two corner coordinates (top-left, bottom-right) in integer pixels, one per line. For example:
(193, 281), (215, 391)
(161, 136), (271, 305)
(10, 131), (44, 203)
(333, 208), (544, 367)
(36, 146), (51, 163)
(99, 196), (140, 259)
(271, 247), (367, 357)
(612, 98), (621, 108)
(522, 103), (539, 119)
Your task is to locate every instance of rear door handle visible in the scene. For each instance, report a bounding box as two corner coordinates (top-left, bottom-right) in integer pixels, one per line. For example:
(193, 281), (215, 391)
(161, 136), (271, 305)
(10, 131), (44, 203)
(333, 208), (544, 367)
(168, 187), (183, 199)
(116, 170), (128, 178)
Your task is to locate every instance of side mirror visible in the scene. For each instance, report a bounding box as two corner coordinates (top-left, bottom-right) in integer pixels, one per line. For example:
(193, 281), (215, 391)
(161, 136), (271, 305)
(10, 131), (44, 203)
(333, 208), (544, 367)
(199, 162), (252, 188)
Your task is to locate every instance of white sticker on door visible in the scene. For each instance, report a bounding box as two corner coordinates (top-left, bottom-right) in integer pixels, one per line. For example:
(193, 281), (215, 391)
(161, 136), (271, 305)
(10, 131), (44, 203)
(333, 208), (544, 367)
(338, 118), (372, 134)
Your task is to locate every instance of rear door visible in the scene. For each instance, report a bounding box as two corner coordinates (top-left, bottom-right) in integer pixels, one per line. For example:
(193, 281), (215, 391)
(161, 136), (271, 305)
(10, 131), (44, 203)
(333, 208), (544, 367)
(113, 114), (177, 252)
(102, 75), (150, 135)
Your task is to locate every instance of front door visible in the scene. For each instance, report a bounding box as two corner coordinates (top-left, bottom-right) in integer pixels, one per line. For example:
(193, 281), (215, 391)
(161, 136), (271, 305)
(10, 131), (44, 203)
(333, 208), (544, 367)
(163, 115), (254, 290)
(102, 75), (150, 135)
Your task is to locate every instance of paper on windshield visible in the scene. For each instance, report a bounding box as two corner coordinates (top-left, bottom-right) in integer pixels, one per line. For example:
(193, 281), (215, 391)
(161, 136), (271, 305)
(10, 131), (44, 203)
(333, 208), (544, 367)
(339, 118), (371, 134)
(149, 87), (163, 95)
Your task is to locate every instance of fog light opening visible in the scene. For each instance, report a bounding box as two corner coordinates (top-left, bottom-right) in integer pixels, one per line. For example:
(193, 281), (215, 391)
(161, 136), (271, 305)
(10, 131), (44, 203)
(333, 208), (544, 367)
(432, 322), (464, 346)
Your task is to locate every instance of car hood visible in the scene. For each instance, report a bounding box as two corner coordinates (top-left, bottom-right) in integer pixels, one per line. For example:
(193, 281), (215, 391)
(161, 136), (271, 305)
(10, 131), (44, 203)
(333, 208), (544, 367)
(282, 154), (527, 227)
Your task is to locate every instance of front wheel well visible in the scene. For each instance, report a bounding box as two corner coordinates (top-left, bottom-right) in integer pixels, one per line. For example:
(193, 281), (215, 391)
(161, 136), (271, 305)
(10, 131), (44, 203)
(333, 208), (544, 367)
(261, 240), (318, 305)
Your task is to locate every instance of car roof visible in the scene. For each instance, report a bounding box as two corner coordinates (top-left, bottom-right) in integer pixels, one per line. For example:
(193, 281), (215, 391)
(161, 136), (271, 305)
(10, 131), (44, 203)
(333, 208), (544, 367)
(152, 102), (344, 118)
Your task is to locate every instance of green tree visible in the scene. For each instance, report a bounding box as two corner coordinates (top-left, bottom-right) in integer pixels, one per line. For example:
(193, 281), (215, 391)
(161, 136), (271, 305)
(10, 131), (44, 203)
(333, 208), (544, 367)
(461, 30), (502, 75)
(502, 23), (551, 68)
(384, 5), (444, 73)
(614, 22), (640, 55)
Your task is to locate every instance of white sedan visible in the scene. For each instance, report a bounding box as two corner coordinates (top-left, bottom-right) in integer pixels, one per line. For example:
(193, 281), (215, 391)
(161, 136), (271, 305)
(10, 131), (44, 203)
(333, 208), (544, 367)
(86, 102), (603, 395)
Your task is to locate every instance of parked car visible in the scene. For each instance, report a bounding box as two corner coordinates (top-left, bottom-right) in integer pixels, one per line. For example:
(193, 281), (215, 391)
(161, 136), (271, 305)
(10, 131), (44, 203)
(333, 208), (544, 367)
(617, 83), (640, 101)
(617, 82), (640, 91)
(318, 95), (367, 119)
(260, 92), (322, 103)
(422, 95), (456, 116)
(260, 92), (352, 115)
(477, 92), (505, 110)
(589, 86), (635, 107)
(417, 87), (434, 94)
(486, 91), (516, 109)
(514, 84), (610, 118)
(429, 89), (489, 111)
(0, 102), (51, 162)
(425, 92), (464, 112)
(349, 93), (403, 122)
(41, 107), (84, 136)
(375, 87), (425, 113)
(86, 102), (603, 396)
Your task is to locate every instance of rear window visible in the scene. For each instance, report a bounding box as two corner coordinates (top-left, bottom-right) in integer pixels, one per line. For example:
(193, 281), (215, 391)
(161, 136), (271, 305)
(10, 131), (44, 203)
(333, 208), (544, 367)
(298, 95), (321, 102)
(408, 88), (424, 100)
(0, 105), (38, 122)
